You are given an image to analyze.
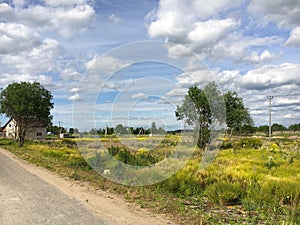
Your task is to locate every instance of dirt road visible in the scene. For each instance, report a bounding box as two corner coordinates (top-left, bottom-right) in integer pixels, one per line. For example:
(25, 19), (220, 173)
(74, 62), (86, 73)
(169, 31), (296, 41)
(0, 148), (175, 225)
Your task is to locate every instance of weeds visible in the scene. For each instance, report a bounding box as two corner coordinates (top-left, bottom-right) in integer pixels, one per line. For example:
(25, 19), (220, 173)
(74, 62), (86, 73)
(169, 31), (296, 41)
(0, 136), (299, 225)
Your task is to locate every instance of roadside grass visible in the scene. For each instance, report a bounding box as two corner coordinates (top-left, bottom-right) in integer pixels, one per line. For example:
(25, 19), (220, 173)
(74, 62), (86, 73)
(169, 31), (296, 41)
(0, 136), (299, 224)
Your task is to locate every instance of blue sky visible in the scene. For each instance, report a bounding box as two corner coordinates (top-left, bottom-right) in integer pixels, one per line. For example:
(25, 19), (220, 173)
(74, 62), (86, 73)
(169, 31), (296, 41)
(0, 0), (300, 131)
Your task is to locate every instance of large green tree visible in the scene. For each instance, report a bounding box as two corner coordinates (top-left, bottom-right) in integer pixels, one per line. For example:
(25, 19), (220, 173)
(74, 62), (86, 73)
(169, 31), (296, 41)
(223, 91), (253, 136)
(0, 82), (53, 146)
(176, 83), (253, 147)
(175, 82), (225, 148)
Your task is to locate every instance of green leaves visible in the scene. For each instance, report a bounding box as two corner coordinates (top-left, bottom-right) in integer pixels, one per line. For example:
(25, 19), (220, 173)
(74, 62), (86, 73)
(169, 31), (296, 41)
(175, 82), (252, 147)
(0, 81), (54, 146)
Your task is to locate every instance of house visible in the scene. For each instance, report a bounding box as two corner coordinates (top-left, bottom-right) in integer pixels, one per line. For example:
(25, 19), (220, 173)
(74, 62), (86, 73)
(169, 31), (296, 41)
(0, 118), (47, 140)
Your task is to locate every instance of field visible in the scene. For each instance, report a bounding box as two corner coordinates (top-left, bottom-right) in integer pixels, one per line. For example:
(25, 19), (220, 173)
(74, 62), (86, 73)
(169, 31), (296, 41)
(0, 135), (299, 225)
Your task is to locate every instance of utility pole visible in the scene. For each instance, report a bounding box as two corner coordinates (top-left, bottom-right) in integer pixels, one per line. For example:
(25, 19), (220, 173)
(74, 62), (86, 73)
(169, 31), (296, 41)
(267, 96), (273, 141)
(59, 121), (63, 137)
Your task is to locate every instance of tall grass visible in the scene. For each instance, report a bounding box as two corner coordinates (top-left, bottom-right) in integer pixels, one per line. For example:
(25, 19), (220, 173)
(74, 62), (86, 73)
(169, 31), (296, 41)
(1, 136), (299, 224)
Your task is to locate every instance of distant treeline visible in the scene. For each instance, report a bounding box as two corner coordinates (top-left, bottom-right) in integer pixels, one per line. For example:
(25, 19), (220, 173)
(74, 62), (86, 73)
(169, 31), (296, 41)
(48, 122), (300, 136)
(233, 123), (300, 135)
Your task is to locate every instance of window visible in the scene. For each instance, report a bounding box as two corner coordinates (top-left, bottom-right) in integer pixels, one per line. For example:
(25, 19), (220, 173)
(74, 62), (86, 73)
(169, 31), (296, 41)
(37, 132), (43, 137)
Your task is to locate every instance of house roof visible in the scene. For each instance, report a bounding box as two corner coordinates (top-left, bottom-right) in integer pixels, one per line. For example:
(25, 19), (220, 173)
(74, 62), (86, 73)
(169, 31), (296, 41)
(0, 118), (45, 131)
(0, 118), (13, 132)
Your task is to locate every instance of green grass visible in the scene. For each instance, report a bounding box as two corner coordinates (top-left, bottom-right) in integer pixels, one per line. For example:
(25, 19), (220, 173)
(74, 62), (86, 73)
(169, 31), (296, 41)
(1, 137), (299, 224)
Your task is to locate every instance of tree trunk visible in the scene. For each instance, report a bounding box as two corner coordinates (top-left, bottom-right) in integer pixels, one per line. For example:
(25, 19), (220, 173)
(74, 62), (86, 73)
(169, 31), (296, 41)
(18, 127), (26, 147)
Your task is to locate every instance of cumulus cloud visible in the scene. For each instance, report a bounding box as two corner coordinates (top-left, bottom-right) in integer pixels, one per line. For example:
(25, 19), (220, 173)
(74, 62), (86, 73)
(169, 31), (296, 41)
(239, 63), (300, 90)
(0, 73), (61, 90)
(187, 18), (238, 51)
(68, 93), (83, 101)
(0, 2), (95, 38)
(108, 14), (121, 24)
(242, 50), (278, 64)
(44, 0), (86, 6)
(248, 0), (300, 28)
(1, 38), (64, 74)
(166, 88), (187, 97)
(147, 0), (282, 63)
(148, 0), (239, 53)
(0, 23), (40, 54)
(86, 56), (130, 76)
(211, 34), (283, 62)
(285, 27), (300, 47)
(131, 92), (147, 99)
(61, 68), (82, 81)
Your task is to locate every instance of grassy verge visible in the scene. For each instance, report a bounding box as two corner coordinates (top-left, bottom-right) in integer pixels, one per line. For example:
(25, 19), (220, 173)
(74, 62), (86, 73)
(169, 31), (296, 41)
(0, 137), (299, 225)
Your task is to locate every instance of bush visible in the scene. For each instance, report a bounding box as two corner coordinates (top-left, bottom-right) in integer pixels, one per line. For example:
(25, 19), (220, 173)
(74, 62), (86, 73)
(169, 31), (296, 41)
(61, 139), (77, 148)
(41, 149), (65, 158)
(260, 178), (300, 206)
(234, 138), (263, 149)
(221, 140), (233, 149)
(204, 181), (245, 205)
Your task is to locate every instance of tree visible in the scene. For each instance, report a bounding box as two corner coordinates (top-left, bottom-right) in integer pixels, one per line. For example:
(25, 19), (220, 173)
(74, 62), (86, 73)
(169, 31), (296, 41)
(175, 82), (224, 148)
(224, 91), (253, 136)
(257, 125), (269, 134)
(47, 124), (65, 135)
(150, 122), (158, 134)
(69, 128), (74, 135)
(89, 128), (98, 135)
(115, 124), (128, 135)
(289, 123), (300, 132)
(0, 82), (53, 146)
(272, 123), (286, 132)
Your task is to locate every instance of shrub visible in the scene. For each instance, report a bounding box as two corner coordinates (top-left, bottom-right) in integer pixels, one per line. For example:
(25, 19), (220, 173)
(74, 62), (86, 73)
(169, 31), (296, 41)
(41, 149), (65, 158)
(234, 138), (262, 149)
(204, 181), (245, 205)
(61, 139), (77, 148)
(260, 178), (300, 206)
(221, 140), (233, 149)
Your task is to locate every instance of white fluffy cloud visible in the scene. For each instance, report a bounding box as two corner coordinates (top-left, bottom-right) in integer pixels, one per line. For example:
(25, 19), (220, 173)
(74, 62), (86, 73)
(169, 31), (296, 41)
(147, 0), (285, 62)
(211, 34), (283, 62)
(1, 38), (63, 74)
(0, 2), (95, 38)
(285, 27), (300, 47)
(0, 23), (40, 54)
(248, 0), (300, 28)
(68, 93), (83, 101)
(187, 19), (238, 51)
(239, 63), (300, 90)
(86, 56), (130, 76)
(131, 92), (147, 99)
(242, 50), (278, 64)
(108, 14), (121, 24)
(61, 68), (82, 81)
(148, 0), (240, 52)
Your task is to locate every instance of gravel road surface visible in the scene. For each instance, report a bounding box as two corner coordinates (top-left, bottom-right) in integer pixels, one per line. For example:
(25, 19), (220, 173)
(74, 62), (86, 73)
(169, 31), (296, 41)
(0, 149), (108, 225)
(0, 148), (175, 225)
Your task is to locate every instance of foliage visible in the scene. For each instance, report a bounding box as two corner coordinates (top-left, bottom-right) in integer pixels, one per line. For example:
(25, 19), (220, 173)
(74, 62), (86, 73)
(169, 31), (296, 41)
(234, 137), (263, 149)
(257, 125), (269, 133)
(288, 123), (300, 131)
(204, 181), (245, 205)
(1, 136), (300, 225)
(175, 82), (225, 148)
(224, 91), (253, 135)
(272, 123), (287, 132)
(47, 124), (66, 135)
(0, 82), (53, 146)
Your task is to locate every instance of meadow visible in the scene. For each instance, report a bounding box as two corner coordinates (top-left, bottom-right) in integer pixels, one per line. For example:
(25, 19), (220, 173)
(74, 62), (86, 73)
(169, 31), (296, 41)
(0, 135), (299, 224)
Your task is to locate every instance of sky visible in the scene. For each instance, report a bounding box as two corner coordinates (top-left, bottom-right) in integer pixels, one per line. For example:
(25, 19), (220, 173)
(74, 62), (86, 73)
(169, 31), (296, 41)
(0, 0), (300, 131)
